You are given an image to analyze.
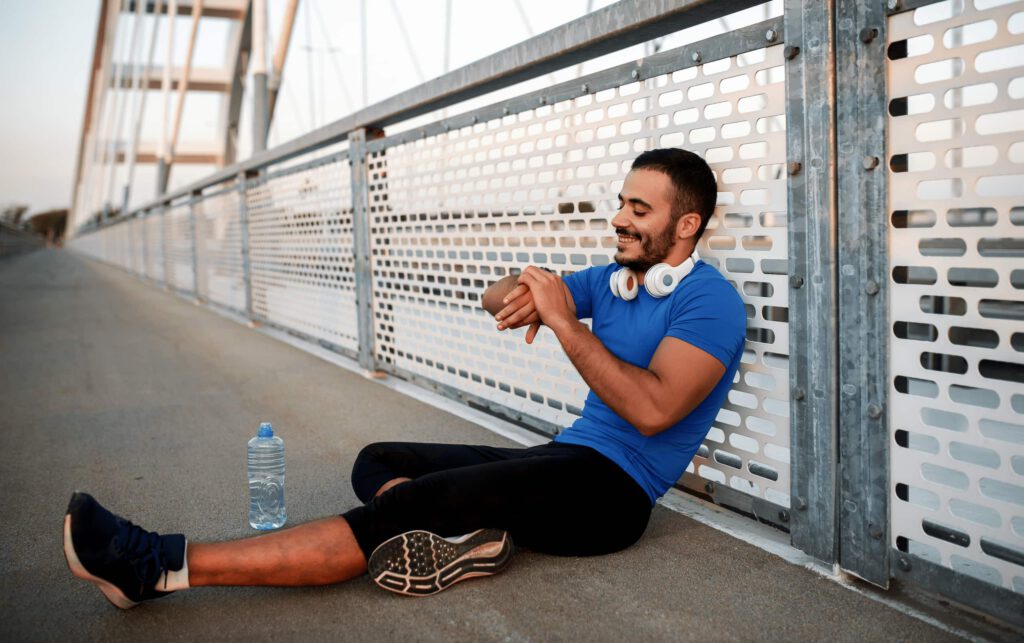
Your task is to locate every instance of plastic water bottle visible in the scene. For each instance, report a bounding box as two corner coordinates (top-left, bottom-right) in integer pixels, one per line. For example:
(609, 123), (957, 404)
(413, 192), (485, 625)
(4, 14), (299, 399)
(248, 422), (286, 530)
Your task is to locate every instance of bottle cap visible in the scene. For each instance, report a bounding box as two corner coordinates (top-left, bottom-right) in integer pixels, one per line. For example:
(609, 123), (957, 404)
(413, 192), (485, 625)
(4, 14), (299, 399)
(258, 422), (274, 438)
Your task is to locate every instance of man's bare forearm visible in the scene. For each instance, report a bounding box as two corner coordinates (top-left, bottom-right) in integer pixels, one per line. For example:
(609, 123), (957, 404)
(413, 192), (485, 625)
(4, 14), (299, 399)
(482, 275), (520, 317)
(548, 318), (665, 435)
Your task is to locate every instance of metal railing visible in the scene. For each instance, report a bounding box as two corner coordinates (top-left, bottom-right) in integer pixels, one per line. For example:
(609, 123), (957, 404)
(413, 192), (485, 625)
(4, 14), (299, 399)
(68, 0), (1024, 626)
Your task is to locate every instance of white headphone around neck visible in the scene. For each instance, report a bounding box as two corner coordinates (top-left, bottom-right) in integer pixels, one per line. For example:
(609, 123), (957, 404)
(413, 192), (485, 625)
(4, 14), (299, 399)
(608, 249), (701, 301)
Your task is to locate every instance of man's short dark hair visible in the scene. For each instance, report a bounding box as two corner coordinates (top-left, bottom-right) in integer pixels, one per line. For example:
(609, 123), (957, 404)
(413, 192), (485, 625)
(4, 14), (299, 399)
(631, 148), (718, 240)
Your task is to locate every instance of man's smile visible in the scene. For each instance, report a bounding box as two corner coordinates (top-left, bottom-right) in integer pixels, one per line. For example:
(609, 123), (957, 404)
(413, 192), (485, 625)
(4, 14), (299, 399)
(616, 229), (641, 246)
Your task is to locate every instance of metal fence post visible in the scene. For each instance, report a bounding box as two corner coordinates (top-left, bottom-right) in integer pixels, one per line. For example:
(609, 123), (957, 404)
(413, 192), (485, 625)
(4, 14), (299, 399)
(784, 0), (840, 566)
(160, 204), (169, 289)
(835, 0), (890, 587)
(238, 172), (254, 322)
(349, 128), (376, 372)
(140, 209), (149, 281)
(189, 190), (202, 300)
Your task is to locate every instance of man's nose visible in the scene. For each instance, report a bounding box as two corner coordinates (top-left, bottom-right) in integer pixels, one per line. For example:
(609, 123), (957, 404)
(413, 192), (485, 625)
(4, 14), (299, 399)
(610, 209), (627, 229)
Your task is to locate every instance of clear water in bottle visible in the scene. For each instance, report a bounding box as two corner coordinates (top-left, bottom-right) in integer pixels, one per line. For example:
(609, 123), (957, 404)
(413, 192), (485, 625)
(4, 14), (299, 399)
(248, 422), (286, 530)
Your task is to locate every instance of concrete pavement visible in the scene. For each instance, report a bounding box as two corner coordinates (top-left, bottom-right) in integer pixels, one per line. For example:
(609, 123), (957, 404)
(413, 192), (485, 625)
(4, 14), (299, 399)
(0, 249), (1003, 641)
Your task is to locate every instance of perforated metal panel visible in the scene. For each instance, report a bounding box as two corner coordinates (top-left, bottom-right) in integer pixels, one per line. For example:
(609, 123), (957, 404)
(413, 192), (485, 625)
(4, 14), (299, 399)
(195, 185), (246, 312)
(129, 218), (145, 276)
(367, 42), (791, 505)
(888, 0), (1024, 594)
(162, 202), (195, 292)
(69, 228), (101, 262)
(111, 223), (128, 271)
(246, 152), (359, 352)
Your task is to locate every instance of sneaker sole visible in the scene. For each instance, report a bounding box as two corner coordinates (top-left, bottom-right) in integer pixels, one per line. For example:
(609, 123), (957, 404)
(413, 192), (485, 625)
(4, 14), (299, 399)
(368, 528), (513, 597)
(63, 514), (139, 610)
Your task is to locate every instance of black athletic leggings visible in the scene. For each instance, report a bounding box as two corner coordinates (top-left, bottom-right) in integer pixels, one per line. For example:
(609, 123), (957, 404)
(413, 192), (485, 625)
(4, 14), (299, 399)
(341, 441), (652, 558)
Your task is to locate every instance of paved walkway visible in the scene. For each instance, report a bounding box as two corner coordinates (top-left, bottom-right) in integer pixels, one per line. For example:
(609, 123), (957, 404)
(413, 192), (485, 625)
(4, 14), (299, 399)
(0, 249), (995, 641)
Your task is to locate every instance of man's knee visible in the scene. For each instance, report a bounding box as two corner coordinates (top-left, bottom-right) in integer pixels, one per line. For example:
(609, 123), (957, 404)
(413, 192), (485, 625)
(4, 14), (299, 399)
(351, 442), (398, 503)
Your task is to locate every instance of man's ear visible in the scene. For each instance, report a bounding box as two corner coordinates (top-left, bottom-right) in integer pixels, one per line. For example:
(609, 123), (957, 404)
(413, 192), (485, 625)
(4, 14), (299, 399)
(675, 212), (702, 240)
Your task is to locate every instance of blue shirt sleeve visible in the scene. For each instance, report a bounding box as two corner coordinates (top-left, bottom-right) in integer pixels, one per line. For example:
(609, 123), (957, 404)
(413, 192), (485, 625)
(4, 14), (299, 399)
(665, 277), (746, 370)
(562, 266), (597, 320)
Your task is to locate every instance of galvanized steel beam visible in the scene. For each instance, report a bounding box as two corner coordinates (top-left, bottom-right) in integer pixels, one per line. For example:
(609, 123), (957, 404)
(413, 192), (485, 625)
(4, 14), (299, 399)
(835, 0), (890, 588)
(892, 552), (1024, 628)
(189, 191), (201, 298)
(238, 173), (254, 321)
(784, 0), (839, 565)
(348, 129), (375, 372)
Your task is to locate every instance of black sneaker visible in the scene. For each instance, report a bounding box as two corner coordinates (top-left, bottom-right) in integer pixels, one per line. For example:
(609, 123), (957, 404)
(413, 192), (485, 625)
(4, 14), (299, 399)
(63, 491), (186, 609)
(367, 528), (513, 597)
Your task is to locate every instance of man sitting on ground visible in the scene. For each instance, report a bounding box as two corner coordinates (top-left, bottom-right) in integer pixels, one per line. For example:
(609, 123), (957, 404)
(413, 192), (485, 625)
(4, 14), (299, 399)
(63, 148), (746, 606)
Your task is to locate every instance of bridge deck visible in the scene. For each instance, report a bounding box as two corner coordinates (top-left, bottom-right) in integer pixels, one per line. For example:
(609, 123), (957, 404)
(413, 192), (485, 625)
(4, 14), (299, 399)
(0, 249), (971, 641)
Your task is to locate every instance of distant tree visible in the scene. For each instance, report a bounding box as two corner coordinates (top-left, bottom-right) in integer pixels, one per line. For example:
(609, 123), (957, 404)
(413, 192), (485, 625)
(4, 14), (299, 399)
(28, 209), (68, 245)
(1, 204), (30, 225)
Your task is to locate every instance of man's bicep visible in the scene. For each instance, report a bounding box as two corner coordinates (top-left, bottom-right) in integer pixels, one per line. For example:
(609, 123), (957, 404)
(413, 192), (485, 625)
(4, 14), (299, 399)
(647, 336), (727, 429)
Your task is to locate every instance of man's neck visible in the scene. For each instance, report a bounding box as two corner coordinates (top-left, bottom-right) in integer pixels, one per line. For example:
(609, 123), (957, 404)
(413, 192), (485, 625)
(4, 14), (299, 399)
(636, 241), (697, 285)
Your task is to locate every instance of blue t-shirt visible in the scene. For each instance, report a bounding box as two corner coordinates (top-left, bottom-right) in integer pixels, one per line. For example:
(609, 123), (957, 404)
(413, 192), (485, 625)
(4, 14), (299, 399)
(553, 261), (746, 505)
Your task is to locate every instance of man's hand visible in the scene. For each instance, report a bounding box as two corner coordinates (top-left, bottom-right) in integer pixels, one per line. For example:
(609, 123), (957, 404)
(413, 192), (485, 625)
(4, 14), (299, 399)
(494, 283), (542, 344)
(514, 267), (576, 338)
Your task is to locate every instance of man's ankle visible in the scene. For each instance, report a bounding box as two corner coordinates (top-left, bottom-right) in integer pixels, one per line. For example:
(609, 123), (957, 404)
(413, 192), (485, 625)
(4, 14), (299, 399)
(374, 477), (412, 498)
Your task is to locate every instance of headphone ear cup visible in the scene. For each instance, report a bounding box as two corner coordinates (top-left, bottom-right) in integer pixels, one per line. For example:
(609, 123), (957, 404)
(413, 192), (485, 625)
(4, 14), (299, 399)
(610, 268), (638, 301)
(644, 263), (674, 298)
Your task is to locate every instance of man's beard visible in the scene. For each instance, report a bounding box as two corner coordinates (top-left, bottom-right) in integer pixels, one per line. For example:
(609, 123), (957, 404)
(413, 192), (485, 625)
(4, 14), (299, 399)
(614, 222), (676, 272)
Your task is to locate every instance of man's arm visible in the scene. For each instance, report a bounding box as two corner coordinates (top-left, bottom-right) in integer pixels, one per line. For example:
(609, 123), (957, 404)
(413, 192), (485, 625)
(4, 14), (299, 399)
(516, 267), (725, 436)
(482, 270), (576, 344)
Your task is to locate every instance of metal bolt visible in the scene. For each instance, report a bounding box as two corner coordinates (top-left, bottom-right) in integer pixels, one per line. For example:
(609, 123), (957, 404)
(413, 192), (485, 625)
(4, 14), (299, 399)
(869, 523), (884, 540)
(471, 115), (478, 124)
(897, 556), (911, 572)
(766, 28), (778, 43)
(503, 106), (510, 115)
(795, 497), (808, 511)
(790, 275), (804, 289)
(865, 280), (879, 296)
(887, 0), (901, 11)
(859, 27), (879, 44)
(580, 83), (589, 93)
(691, 51), (702, 63)
(787, 161), (802, 175)
(784, 45), (800, 60)
(704, 481), (716, 494)
(538, 96), (547, 105)
(868, 403), (883, 420)
(631, 69), (640, 80)
(778, 510), (790, 523)
(863, 155), (880, 170)
(794, 388), (806, 401)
